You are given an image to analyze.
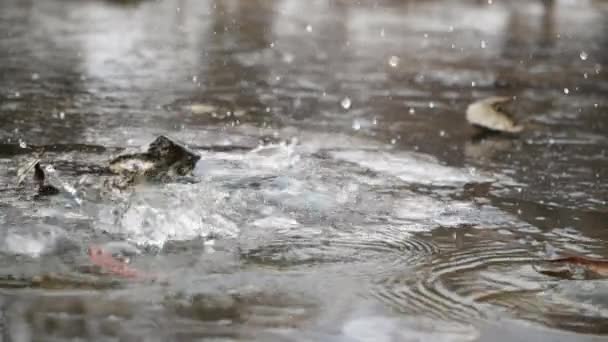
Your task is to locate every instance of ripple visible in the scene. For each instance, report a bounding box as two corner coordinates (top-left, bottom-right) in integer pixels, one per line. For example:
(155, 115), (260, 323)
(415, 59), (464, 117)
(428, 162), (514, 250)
(240, 226), (439, 271)
(371, 243), (537, 322)
(372, 241), (608, 334)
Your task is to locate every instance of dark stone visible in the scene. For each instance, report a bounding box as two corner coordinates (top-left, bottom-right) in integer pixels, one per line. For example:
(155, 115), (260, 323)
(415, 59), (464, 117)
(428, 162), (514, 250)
(108, 135), (201, 184)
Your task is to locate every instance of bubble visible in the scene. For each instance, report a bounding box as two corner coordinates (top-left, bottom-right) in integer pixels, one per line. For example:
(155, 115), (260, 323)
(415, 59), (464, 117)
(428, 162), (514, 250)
(388, 56), (399, 68)
(341, 97), (352, 110)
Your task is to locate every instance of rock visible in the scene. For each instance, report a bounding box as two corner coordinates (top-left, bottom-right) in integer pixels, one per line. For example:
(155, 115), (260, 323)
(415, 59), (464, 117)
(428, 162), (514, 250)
(108, 135), (201, 186)
(466, 96), (524, 133)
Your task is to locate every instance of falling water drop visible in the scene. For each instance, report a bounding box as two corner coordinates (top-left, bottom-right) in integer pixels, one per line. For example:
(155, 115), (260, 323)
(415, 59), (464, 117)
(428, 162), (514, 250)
(341, 97), (352, 110)
(388, 56), (399, 68)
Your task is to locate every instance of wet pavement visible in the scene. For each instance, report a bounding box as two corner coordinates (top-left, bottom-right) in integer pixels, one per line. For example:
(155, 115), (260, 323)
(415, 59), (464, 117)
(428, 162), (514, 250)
(0, 0), (607, 340)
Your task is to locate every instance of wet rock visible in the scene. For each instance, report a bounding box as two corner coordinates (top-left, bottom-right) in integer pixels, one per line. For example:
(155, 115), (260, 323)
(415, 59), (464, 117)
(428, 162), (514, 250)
(466, 96), (524, 133)
(108, 135), (201, 187)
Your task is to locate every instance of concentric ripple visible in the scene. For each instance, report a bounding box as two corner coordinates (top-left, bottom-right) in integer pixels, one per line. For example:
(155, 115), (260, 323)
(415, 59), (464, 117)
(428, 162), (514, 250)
(372, 241), (608, 334)
(371, 243), (537, 322)
(240, 226), (439, 272)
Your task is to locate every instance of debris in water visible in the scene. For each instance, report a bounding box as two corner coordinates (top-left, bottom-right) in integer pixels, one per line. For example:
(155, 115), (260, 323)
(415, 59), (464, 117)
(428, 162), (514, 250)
(87, 245), (143, 279)
(465, 96), (524, 133)
(34, 162), (60, 196)
(536, 253), (608, 279)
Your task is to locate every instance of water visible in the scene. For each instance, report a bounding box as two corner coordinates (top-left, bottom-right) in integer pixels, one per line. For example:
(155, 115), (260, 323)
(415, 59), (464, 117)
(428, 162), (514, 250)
(1, 0), (607, 340)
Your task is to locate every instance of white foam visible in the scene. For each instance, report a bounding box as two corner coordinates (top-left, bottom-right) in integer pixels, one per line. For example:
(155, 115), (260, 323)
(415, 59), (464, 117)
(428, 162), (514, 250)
(2, 224), (68, 258)
(97, 184), (239, 248)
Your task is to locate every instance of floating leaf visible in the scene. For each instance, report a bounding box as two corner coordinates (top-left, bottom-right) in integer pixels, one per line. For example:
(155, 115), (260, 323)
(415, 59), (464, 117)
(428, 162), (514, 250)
(466, 96), (523, 133)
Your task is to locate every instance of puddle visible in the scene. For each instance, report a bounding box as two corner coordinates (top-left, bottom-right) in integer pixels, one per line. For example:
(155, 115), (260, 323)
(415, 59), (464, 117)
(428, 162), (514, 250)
(1, 0), (607, 340)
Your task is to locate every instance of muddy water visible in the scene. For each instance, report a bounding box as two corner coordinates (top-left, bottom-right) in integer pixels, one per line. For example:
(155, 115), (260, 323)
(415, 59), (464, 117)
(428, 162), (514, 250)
(1, 0), (607, 340)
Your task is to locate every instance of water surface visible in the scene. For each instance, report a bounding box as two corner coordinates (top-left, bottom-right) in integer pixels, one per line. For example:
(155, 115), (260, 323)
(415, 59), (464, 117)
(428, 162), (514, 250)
(1, 0), (607, 340)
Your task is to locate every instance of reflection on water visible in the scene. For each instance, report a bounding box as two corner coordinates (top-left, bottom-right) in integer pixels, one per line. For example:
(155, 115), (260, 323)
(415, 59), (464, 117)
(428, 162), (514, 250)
(0, 0), (607, 340)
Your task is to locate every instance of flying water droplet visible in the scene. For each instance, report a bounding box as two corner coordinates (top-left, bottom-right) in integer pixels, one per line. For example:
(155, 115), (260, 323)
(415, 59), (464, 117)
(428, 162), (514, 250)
(306, 24), (312, 33)
(282, 53), (294, 64)
(439, 130), (446, 137)
(341, 97), (352, 110)
(429, 102), (435, 109)
(388, 56), (399, 68)
(352, 120), (361, 131)
(480, 40), (487, 49)
(19, 140), (27, 148)
(59, 112), (65, 120)
(563, 88), (570, 95)
(31, 73), (40, 81)
(380, 28), (385, 37)
(580, 51), (588, 61)
(409, 108), (416, 115)
(192, 75), (198, 83)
